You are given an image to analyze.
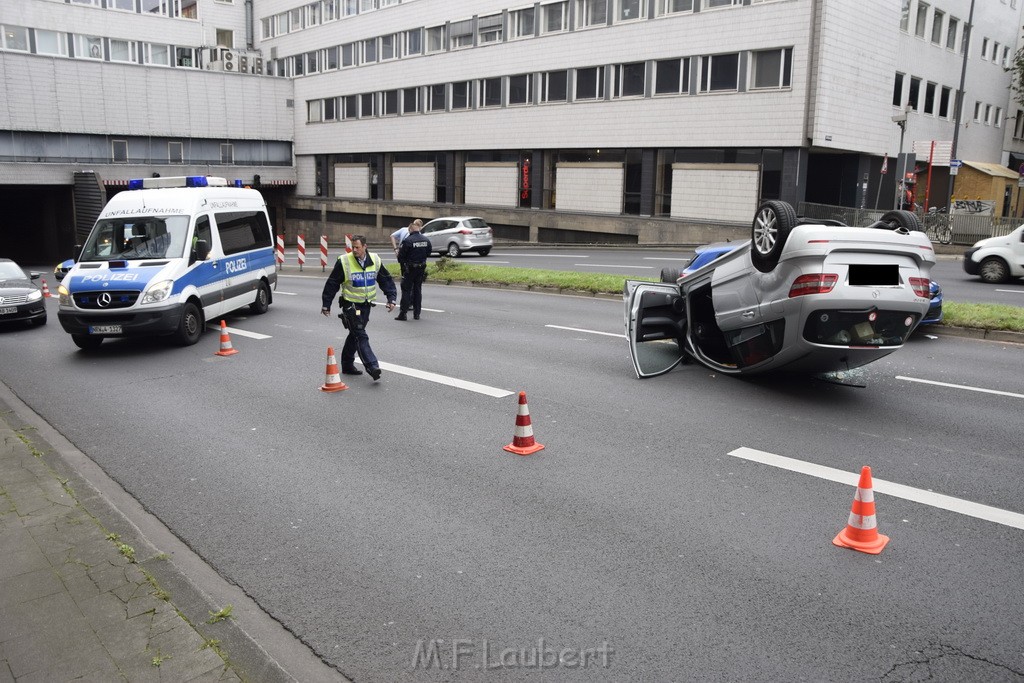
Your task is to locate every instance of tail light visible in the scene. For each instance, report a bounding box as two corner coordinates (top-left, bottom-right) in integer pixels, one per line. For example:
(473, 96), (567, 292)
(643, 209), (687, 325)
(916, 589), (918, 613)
(909, 277), (930, 298)
(789, 273), (838, 297)
(459, 229), (473, 235)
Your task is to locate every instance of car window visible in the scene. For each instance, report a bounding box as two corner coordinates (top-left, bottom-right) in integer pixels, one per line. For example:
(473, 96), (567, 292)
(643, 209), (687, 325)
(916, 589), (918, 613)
(422, 221), (442, 234)
(465, 218), (489, 229)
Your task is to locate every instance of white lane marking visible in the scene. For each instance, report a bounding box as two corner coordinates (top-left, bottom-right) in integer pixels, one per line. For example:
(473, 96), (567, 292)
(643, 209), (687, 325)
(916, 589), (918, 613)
(729, 447), (1024, 531)
(355, 360), (513, 398)
(476, 260), (510, 264)
(497, 253), (590, 258)
(896, 375), (1024, 399)
(575, 263), (655, 269)
(273, 290), (298, 296)
(546, 324), (625, 339)
(995, 289), (1024, 295)
(642, 257), (692, 261)
(223, 326), (271, 340)
(420, 307), (445, 313)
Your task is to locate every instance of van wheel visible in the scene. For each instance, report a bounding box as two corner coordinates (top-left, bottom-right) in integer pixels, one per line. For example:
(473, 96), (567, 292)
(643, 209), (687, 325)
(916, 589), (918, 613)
(174, 302), (203, 346)
(979, 256), (1010, 284)
(250, 281), (270, 314)
(72, 334), (103, 350)
(751, 200), (798, 273)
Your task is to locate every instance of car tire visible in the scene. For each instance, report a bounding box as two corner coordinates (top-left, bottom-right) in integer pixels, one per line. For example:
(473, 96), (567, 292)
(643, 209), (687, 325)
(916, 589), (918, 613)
(174, 301), (203, 346)
(446, 243), (462, 258)
(878, 210), (921, 232)
(660, 267), (681, 283)
(751, 200), (798, 273)
(249, 281), (270, 314)
(478, 247), (491, 256)
(72, 334), (103, 350)
(979, 256), (1010, 284)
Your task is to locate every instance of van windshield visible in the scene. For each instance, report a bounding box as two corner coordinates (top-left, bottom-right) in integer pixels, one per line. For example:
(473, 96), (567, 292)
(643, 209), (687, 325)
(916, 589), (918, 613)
(80, 216), (190, 261)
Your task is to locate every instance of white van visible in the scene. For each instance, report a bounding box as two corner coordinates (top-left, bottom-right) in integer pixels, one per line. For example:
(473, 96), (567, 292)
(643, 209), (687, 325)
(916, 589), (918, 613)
(962, 224), (1024, 284)
(57, 176), (276, 349)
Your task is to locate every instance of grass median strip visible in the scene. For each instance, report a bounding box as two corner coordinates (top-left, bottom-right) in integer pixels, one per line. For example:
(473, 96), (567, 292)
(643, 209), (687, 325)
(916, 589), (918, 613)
(426, 260), (1024, 333)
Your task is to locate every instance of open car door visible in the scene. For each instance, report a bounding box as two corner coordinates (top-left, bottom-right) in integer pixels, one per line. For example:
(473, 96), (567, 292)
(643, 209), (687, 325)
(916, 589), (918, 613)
(624, 281), (686, 378)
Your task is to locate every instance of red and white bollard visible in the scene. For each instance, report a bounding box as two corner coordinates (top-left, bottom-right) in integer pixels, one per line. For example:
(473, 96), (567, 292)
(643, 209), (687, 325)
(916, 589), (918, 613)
(345, 234), (353, 254)
(320, 235), (329, 272)
(297, 235), (305, 271)
(275, 234), (285, 267)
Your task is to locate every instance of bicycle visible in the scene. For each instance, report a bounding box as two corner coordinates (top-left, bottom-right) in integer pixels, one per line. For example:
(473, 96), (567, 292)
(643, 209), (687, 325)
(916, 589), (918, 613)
(921, 208), (952, 245)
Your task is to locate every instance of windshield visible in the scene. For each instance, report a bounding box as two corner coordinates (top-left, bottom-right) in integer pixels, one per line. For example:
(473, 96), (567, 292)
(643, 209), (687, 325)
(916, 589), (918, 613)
(80, 216), (190, 261)
(0, 262), (27, 280)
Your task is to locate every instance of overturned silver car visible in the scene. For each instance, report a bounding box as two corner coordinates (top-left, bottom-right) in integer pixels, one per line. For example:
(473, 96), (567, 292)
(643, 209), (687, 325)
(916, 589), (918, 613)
(625, 201), (935, 378)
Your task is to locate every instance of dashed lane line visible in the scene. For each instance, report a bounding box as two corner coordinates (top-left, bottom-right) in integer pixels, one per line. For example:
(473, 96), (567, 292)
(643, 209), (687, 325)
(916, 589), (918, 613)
(574, 264), (654, 269)
(729, 447), (1024, 531)
(222, 326), (272, 340)
(546, 324), (625, 339)
(355, 360), (513, 398)
(896, 375), (1024, 399)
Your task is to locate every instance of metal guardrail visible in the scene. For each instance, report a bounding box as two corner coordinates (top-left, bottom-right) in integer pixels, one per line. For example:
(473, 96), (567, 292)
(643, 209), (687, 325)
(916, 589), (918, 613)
(798, 202), (1021, 245)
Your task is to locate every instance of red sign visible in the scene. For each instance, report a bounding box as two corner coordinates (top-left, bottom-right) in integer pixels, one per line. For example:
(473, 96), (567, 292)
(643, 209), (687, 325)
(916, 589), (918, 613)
(521, 159), (531, 200)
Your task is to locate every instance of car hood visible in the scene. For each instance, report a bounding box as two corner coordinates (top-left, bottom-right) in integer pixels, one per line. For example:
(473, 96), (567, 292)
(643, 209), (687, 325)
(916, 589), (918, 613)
(64, 261), (174, 292)
(0, 278), (33, 291)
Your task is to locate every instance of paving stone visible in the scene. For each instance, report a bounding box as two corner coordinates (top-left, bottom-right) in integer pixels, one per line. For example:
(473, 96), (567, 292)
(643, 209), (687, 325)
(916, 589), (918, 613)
(2, 614), (97, 678)
(94, 613), (153, 663)
(127, 593), (164, 620)
(0, 659), (13, 683)
(0, 547), (49, 581)
(76, 591), (130, 631)
(0, 568), (63, 609)
(89, 561), (131, 593)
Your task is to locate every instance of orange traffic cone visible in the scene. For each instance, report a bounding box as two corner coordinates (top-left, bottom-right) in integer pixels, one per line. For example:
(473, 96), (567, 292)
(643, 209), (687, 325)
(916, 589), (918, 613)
(319, 346), (348, 393)
(214, 320), (238, 357)
(41, 278), (51, 298)
(833, 466), (889, 554)
(503, 391), (544, 455)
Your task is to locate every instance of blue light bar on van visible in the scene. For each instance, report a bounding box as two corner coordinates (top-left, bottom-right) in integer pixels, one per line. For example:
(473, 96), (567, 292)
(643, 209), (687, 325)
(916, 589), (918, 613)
(185, 176), (209, 187)
(234, 179), (243, 188)
(128, 179), (145, 190)
(126, 176), (231, 189)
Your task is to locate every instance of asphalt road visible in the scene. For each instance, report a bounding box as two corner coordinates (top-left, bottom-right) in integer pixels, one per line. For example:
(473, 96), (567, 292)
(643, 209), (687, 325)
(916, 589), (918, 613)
(1, 276), (1022, 681)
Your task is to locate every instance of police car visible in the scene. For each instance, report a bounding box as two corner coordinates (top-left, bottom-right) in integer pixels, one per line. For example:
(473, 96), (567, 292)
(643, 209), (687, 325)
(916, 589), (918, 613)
(57, 176), (276, 349)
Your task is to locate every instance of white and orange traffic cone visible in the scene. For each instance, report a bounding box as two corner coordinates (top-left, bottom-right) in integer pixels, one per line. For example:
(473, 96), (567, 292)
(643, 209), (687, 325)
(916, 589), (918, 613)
(319, 346), (348, 393)
(214, 320), (238, 357)
(833, 466), (889, 554)
(41, 278), (51, 298)
(503, 391), (544, 456)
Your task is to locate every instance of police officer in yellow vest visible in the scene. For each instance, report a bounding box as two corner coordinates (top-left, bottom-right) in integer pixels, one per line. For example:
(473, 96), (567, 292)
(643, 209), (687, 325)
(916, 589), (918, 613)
(320, 235), (397, 381)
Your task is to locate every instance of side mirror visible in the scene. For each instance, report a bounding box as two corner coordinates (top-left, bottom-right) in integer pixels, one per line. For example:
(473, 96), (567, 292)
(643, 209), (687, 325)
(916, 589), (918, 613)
(195, 239), (210, 261)
(29, 272), (40, 281)
(73, 244), (83, 260)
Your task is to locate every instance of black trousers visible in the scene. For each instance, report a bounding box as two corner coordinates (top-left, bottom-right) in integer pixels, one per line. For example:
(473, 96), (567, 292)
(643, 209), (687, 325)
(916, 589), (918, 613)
(399, 265), (427, 316)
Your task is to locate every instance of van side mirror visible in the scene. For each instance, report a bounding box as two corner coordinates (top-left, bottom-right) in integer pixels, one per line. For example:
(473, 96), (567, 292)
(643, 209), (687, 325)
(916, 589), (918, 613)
(195, 239), (210, 261)
(73, 244), (83, 260)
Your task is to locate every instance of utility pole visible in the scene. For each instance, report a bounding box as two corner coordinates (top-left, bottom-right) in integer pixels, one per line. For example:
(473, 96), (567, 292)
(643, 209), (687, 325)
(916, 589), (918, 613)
(948, 0), (976, 207)
(893, 113), (907, 210)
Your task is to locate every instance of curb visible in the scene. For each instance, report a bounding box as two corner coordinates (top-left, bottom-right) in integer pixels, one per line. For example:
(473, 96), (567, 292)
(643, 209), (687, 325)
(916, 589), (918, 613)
(928, 324), (1024, 344)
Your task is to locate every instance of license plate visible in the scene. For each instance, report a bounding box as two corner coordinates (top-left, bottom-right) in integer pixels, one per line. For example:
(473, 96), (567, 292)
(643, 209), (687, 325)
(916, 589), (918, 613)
(0, 307), (15, 315)
(89, 325), (122, 334)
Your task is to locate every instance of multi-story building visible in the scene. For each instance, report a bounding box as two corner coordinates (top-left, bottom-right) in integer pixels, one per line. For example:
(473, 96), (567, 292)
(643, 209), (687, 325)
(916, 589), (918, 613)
(2, 0), (1022, 261)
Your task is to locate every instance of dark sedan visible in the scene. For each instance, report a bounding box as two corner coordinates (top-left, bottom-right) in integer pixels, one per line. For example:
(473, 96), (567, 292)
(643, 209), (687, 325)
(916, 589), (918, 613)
(0, 258), (47, 326)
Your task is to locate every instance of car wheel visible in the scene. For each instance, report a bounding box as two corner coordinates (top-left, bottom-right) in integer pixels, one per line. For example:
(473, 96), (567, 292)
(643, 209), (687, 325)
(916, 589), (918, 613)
(249, 281), (270, 314)
(751, 200), (798, 273)
(446, 243), (462, 258)
(878, 210), (921, 232)
(979, 256), (1010, 284)
(174, 302), (203, 346)
(72, 334), (103, 350)
(660, 267), (681, 283)
(478, 247), (491, 256)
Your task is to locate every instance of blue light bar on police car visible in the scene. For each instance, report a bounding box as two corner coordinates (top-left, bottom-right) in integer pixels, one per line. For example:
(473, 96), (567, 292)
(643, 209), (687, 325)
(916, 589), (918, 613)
(126, 176), (231, 190)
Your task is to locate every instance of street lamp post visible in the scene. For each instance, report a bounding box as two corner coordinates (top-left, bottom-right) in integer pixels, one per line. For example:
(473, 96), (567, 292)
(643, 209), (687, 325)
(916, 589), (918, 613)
(893, 113), (908, 210)
(947, 0), (976, 208)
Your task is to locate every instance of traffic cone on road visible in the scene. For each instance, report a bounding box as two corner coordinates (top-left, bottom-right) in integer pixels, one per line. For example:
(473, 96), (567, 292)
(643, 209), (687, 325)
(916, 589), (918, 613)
(503, 391), (544, 455)
(319, 346), (349, 393)
(833, 466), (889, 554)
(41, 279), (51, 298)
(214, 320), (238, 357)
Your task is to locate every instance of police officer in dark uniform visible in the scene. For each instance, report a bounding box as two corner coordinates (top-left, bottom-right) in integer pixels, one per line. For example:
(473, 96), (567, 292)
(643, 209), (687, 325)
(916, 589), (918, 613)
(395, 219), (432, 321)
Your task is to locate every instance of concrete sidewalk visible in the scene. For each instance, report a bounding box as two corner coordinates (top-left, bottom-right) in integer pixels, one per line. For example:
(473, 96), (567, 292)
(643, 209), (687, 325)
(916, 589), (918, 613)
(0, 388), (347, 683)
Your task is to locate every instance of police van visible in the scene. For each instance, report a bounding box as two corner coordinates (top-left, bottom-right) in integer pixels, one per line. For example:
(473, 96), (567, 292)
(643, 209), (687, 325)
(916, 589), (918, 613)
(57, 176), (276, 349)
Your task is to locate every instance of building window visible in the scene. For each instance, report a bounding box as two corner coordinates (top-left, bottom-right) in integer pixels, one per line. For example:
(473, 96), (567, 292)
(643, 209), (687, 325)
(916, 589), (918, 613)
(403, 87), (420, 113)
(450, 20), (473, 49)
(343, 95), (358, 119)
(216, 29), (233, 49)
(168, 141), (183, 164)
(509, 73), (533, 105)
(705, 0), (740, 7)
(980, 37), (989, 60)
(658, 0), (693, 14)
(381, 34), (398, 60)
(478, 15), (503, 43)
(323, 0), (338, 21)
(383, 89), (399, 116)
(363, 38), (377, 63)
(930, 10), (943, 45)
(699, 53), (739, 93)
(306, 52), (319, 74)
(543, 70), (568, 102)
(428, 83), (447, 111)
(144, 43), (170, 66)
(750, 48), (792, 89)
(406, 28), (422, 55)
(924, 81), (936, 114)
(613, 62), (645, 97)
(576, 66), (605, 100)
(342, 42), (358, 67)
(305, 2), (321, 27)
(307, 100), (322, 122)
(75, 35), (104, 60)
(288, 8), (302, 31)
(426, 26), (445, 53)
(361, 93), (376, 117)
(292, 55), (304, 76)
(578, 0), (608, 27)
(481, 77), (502, 107)
(342, 0), (357, 16)
(899, 0), (910, 31)
(618, 0), (645, 21)
(946, 17), (958, 50)
(35, 30), (68, 57)
(111, 0), (136, 10)
(360, 0), (377, 10)
(324, 97), (337, 121)
(939, 85), (951, 118)
(1, 25), (29, 52)
(452, 81), (471, 109)
(1003, 46), (1011, 68)
(908, 76), (921, 110)
(175, 47), (197, 67)
(109, 39), (136, 63)
(512, 8), (535, 38)
(326, 46), (339, 70)
(973, 101), (981, 122)
(985, 104), (992, 124)
(655, 58), (688, 94)
(543, 2), (569, 33)
(112, 140), (128, 163)
(915, 2), (928, 38)
(892, 72), (904, 106)
(991, 41), (1000, 62)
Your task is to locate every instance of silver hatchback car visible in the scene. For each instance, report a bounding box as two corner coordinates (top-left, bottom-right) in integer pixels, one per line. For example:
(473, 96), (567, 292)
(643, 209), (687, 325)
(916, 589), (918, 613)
(421, 216), (493, 257)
